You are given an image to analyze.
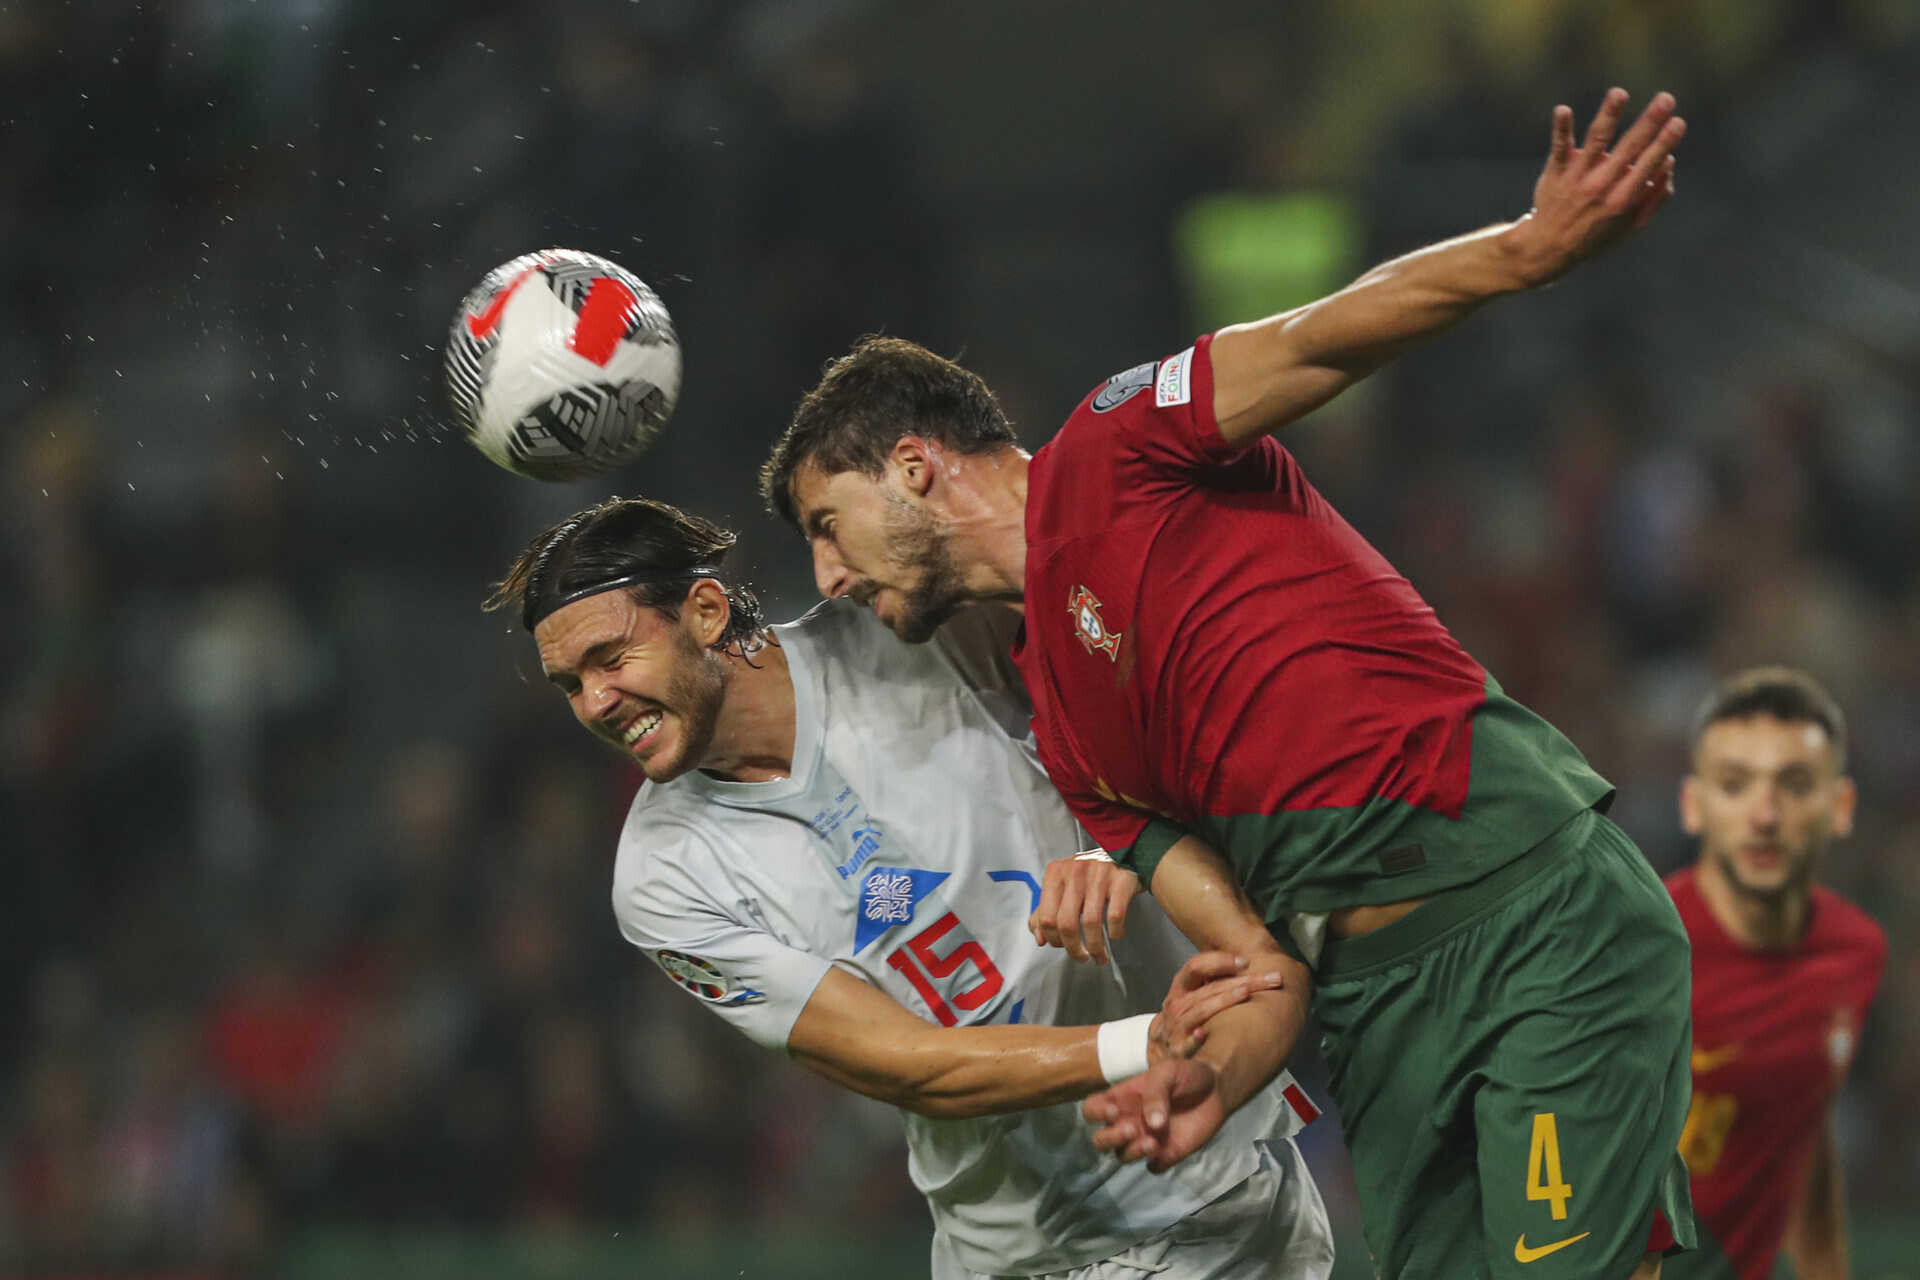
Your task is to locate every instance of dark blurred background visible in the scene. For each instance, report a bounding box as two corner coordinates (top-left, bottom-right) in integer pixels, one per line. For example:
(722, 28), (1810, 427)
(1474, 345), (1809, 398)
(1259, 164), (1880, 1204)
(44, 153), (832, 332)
(4, 1), (1918, 1276)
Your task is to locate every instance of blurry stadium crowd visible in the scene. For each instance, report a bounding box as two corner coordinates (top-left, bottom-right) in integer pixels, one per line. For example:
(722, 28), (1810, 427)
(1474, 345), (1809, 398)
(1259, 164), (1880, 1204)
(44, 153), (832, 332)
(3, 0), (1916, 1272)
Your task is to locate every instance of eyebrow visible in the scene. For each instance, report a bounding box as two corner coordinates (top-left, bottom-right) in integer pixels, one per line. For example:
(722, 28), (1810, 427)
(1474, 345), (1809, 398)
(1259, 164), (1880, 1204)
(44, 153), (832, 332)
(544, 637), (625, 686)
(1706, 760), (1820, 779)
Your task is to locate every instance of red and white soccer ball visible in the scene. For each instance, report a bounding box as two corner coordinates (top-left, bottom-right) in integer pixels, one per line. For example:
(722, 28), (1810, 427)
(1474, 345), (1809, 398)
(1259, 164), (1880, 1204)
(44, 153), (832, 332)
(443, 248), (681, 481)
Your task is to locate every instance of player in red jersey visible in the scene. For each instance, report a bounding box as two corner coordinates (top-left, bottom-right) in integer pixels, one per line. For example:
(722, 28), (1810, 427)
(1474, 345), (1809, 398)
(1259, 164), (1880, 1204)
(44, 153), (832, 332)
(763, 89), (1694, 1280)
(1664, 668), (1886, 1280)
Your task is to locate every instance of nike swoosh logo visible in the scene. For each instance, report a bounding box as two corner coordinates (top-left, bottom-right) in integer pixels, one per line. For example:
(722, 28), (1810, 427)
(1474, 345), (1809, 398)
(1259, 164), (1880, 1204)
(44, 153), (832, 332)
(1515, 1232), (1591, 1263)
(1690, 1042), (1742, 1074)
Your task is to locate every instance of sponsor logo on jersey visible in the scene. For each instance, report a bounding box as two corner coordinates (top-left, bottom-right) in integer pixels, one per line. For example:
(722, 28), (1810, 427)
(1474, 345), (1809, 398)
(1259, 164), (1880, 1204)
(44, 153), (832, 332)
(855, 865), (951, 952)
(1514, 1233), (1590, 1264)
(1090, 360), (1156, 413)
(654, 949), (765, 1007)
(1155, 346), (1193, 407)
(1068, 585), (1123, 660)
(810, 785), (889, 881)
(838, 822), (883, 881)
(1689, 1041), (1742, 1075)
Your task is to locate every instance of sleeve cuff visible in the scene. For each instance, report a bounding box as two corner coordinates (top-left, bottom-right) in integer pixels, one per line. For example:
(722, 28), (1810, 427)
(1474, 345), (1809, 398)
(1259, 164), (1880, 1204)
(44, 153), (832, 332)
(1119, 816), (1193, 890)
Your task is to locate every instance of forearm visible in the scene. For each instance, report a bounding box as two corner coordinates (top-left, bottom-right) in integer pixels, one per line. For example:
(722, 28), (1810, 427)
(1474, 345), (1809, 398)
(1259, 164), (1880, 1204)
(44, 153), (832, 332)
(1142, 833), (1308, 1109)
(1282, 222), (1537, 365)
(1212, 223), (1532, 442)
(794, 1021), (1106, 1120)
(1783, 1130), (1851, 1280)
(1783, 1208), (1848, 1280)
(1191, 963), (1310, 1114)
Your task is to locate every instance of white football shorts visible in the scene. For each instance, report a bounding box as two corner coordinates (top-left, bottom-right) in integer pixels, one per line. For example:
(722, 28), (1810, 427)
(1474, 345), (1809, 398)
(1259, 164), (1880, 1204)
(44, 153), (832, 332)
(928, 1139), (1335, 1280)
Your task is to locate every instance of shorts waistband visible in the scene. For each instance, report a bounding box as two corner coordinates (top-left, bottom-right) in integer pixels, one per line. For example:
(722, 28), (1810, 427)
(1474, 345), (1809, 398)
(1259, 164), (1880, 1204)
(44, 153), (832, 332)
(1314, 807), (1598, 982)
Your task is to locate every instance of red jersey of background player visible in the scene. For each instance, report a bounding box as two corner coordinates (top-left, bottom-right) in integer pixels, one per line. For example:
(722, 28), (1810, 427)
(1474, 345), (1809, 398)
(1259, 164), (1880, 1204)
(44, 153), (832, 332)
(1666, 869), (1885, 1280)
(1010, 334), (1609, 923)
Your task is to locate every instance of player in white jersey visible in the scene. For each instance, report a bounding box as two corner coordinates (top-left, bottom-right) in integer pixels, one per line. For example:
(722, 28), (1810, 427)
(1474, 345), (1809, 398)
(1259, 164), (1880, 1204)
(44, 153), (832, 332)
(487, 496), (1333, 1279)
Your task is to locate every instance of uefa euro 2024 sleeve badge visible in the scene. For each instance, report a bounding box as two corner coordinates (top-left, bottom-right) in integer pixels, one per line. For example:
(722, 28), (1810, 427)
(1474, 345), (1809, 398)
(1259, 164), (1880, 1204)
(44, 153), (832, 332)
(1068, 585), (1122, 661)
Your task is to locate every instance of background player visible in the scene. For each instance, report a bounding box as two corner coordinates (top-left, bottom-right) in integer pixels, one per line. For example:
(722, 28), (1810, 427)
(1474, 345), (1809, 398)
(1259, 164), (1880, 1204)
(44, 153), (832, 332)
(487, 495), (1333, 1280)
(762, 89), (1694, 1279)
(1665, 668), (1886, 1280)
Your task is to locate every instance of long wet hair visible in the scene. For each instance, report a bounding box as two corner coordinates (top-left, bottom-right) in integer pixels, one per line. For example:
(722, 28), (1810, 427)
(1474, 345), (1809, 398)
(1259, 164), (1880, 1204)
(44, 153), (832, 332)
(485, 496), (766, 654)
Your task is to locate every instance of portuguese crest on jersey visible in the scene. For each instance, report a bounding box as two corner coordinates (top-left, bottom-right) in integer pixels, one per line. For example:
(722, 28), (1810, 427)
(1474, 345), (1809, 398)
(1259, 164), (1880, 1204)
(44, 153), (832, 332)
(1828, 1006), (1860, 1079)
(1067, 585), (1122, 660)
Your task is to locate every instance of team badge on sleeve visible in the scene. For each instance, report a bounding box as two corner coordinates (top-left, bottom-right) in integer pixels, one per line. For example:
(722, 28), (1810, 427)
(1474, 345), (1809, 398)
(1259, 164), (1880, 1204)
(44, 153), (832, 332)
(653, 949), (765, 1007)
(1068, 585), (1123, 660)
(1090, 360), (1156, 413)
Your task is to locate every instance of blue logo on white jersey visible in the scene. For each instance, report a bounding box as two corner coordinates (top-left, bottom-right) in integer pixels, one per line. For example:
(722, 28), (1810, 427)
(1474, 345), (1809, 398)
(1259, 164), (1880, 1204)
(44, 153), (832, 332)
(854, 866), (949, 952)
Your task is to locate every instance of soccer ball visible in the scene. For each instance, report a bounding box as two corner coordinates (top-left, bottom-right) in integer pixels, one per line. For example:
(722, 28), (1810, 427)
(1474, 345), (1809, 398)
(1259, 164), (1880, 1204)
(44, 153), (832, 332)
(443, 248), (681, 481)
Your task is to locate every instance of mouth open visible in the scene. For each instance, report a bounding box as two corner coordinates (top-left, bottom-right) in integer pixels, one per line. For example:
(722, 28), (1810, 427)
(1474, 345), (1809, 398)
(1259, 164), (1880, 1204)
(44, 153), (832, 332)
(619, 708), (665, 753)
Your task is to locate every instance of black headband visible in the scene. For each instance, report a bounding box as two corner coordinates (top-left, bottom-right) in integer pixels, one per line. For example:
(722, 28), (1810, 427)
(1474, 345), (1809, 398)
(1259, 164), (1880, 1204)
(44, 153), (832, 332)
(526, 566), (723, 629)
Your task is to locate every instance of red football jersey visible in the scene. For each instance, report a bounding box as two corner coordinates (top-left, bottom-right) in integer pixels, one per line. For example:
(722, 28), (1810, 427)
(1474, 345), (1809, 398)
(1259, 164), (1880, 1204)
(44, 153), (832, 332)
(1666, 868), (1886, 1280)
(1011, 335), (1610, 915)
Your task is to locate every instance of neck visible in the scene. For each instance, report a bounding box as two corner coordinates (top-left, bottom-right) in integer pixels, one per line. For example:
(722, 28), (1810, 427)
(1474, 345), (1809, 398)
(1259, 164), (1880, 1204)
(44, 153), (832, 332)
(1696, 855), (1809, 950)
(697, 636), (797, 784)
(947, 447), (1031, 610)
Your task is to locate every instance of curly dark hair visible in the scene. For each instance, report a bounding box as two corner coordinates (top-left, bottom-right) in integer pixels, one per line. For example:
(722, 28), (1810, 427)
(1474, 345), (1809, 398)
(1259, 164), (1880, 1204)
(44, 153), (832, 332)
(485, 495), (766, 651)
(760, 335), (1016, 528)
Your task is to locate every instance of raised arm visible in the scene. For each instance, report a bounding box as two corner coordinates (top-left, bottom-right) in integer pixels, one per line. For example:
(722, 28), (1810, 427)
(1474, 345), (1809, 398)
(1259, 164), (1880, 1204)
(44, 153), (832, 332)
(1082, 834), (1312, 1170)
(786, 952), (1286, 1120)
(1209, 88), (1685, 450)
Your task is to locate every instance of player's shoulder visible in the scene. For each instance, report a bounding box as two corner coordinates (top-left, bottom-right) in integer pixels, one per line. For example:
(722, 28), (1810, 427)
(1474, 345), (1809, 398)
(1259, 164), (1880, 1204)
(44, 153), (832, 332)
(1808, 884), (1888, 968)
(1663, 867), (1735, 953)
(1049, 348), (1192, 454)
(776, 594), (865, 643)
(777, 596), (933, 677)
(1662, 864), (1703, 913)
(614, 782), (729, 898)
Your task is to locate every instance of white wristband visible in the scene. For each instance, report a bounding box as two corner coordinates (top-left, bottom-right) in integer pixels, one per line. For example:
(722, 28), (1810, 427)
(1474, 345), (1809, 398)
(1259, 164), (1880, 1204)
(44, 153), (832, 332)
(1096, 1013), (1155, 1083)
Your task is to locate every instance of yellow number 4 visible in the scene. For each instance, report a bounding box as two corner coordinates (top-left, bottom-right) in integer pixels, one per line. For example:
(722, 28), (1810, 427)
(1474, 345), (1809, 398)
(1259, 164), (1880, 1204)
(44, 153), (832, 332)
(1526, 1112), (1574, 1221)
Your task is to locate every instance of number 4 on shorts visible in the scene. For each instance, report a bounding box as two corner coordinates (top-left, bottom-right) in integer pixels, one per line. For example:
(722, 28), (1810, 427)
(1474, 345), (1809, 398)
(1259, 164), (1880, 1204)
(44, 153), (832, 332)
(1526, 1112), (1574, 1221)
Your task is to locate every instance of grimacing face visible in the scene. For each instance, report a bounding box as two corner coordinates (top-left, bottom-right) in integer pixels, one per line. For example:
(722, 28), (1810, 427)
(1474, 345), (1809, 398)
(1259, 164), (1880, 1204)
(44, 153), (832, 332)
(534, 588), (727, 783)
(1681, 713), (1855, 902)
(789, 460), (969, 644)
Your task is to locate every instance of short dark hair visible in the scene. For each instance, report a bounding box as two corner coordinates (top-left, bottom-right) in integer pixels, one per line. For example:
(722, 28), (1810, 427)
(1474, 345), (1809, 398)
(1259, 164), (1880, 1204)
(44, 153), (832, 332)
(760, 335), (1017, 527)
(1690, 666), (1848, 769)
(486, 495), (765, 649)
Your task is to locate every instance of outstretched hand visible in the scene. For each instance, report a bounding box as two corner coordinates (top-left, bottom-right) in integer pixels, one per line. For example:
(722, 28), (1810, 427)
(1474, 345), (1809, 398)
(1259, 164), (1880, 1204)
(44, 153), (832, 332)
(1512, 88), (1685, 286)
(1083, 1056), (1229, 1173)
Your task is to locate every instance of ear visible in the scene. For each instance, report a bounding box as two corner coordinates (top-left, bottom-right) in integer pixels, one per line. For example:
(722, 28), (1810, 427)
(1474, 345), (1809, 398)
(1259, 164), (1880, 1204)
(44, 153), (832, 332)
(683, 577), (733, 649)
(1830, 776), (1857, 839)
(1678, 774), (1704, 836)
(890, 435), (937, 498)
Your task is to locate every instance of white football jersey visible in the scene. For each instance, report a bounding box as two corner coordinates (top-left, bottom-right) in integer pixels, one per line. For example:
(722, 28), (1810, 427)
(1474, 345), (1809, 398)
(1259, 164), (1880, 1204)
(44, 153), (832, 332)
(614, 599), (1314, 1276)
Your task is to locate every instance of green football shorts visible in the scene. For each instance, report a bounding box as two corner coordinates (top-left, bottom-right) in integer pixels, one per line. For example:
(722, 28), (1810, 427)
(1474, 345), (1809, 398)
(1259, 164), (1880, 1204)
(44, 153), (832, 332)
(1311, 806), (1696, 1280)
